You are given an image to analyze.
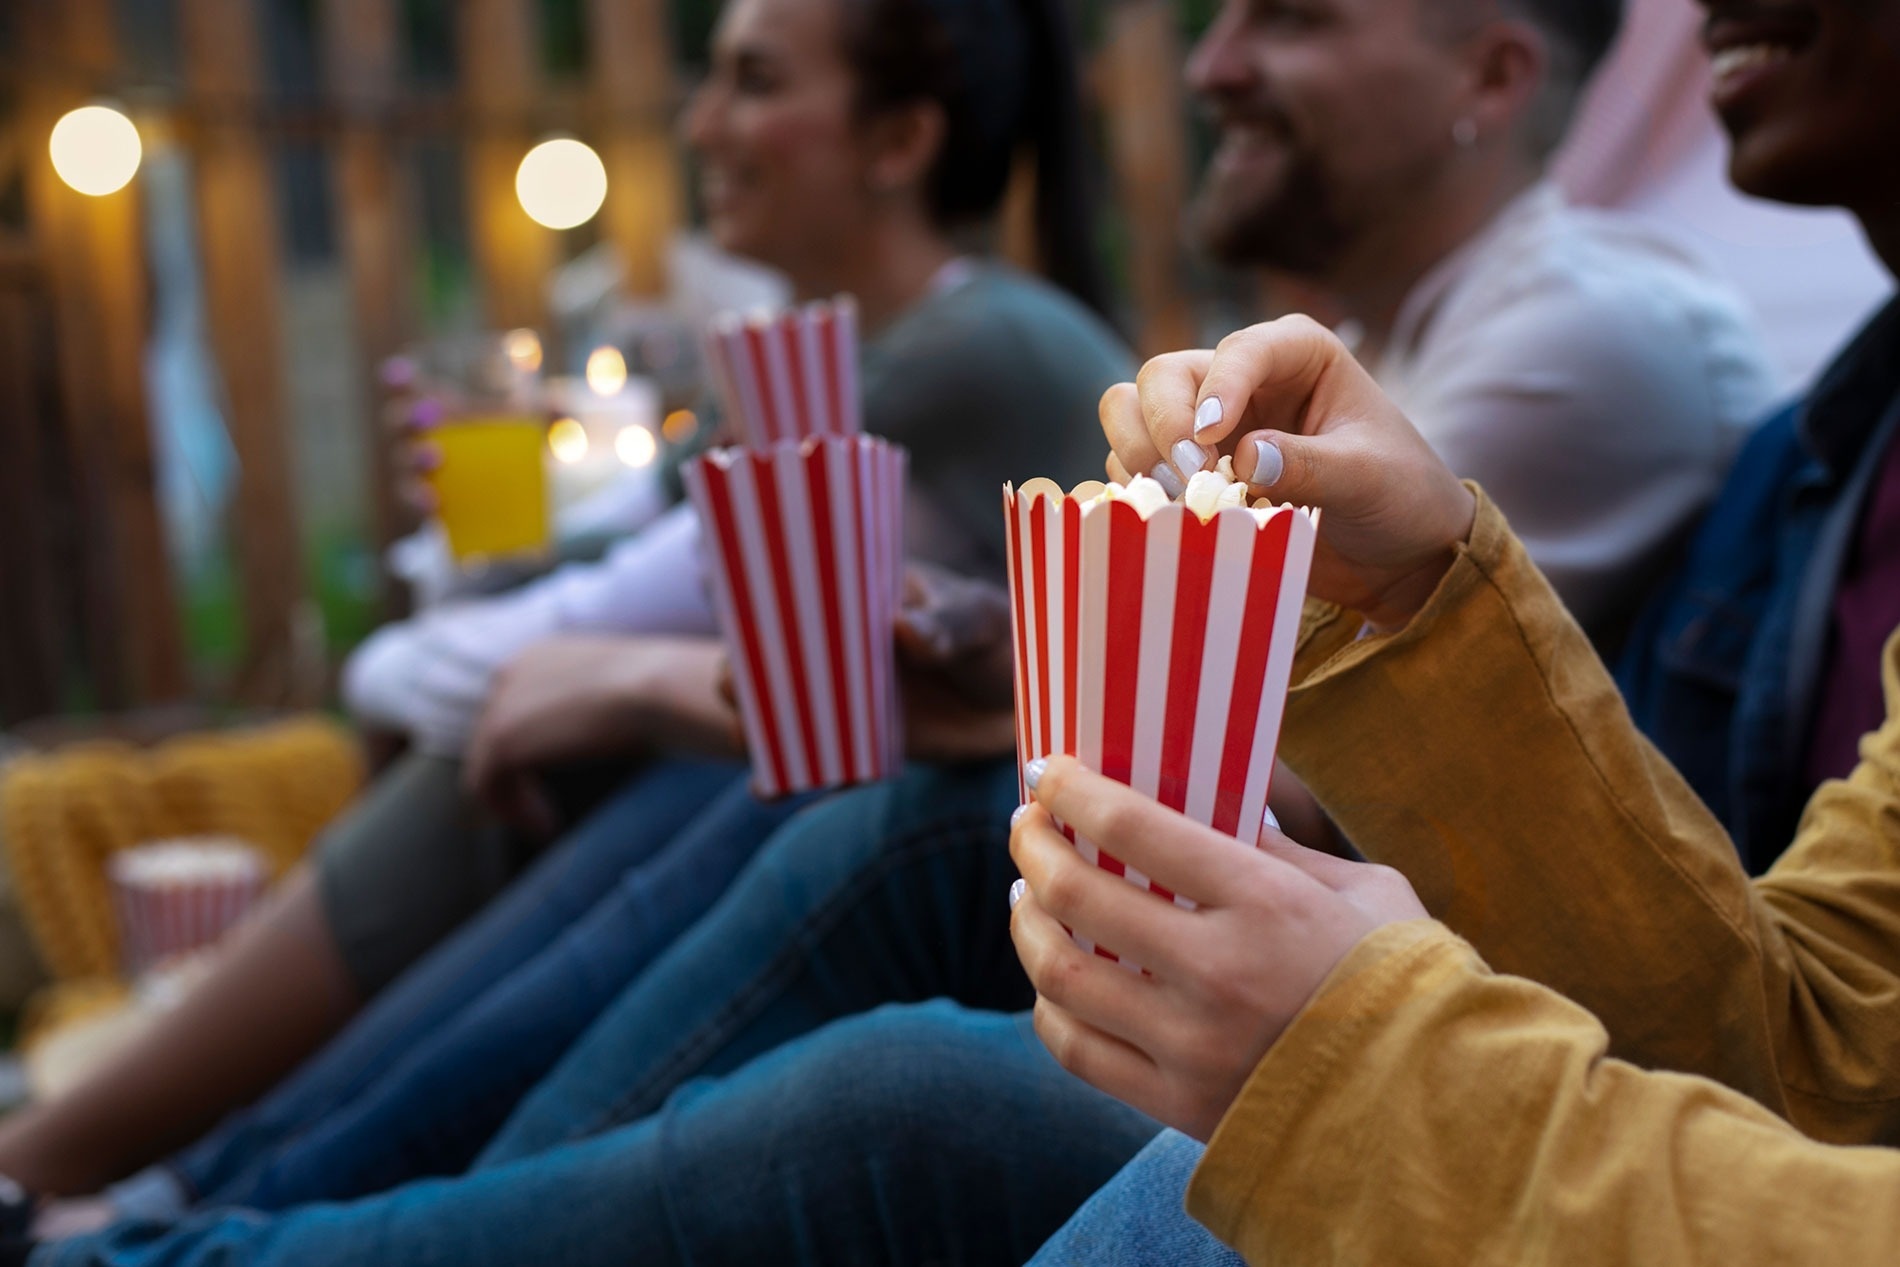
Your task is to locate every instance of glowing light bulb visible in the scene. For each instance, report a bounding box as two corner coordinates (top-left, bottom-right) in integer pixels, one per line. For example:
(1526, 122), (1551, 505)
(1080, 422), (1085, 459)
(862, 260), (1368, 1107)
(515, 138), (608, 230)
(615, 426), (657, 468)
(548, 417), (589, 464)
(49, 105), (142, 196)
(503, 329), (543, 374)
(585, 346), (628, 397)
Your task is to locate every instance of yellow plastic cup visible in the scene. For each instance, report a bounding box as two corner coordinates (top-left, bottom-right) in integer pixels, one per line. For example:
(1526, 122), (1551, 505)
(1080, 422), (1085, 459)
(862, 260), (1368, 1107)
(427, 416), (551, 562)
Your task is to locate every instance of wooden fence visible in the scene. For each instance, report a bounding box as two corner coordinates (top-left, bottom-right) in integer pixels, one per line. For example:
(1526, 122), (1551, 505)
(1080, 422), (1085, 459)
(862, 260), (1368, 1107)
(0, 0), (1191, 728)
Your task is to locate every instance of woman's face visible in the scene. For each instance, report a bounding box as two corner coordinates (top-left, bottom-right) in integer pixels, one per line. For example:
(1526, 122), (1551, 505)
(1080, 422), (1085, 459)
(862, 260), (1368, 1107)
(682, 0), (872, 270)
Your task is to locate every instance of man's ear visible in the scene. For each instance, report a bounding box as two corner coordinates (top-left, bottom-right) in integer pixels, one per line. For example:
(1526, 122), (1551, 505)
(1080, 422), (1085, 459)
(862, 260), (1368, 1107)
(1460, 19), (1548, 145)
(862, 99), (948, 196)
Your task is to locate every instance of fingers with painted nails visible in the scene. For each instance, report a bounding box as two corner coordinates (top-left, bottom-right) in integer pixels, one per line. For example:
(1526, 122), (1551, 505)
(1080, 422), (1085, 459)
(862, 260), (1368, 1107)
(1099, 315), (1478, 633)
(1008, 754), (1428, 1142)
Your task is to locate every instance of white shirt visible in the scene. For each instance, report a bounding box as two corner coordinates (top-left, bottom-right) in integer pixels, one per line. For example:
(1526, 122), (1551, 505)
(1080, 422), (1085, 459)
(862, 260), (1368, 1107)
(1372, 184), (1781, 636)
(343, 502), (718, 753)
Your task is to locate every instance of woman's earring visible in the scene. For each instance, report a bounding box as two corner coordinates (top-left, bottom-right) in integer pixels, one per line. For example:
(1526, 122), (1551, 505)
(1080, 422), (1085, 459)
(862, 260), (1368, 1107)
(1452, 118), (1479, 149)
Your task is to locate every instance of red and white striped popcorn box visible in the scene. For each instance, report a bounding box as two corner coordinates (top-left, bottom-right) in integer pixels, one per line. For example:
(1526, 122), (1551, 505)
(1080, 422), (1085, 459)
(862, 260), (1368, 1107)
(1003, 482), (1319, 967)
(686, 433), (907, 798)
(109, 838), (268, 979)
(704, 297), (861, 447)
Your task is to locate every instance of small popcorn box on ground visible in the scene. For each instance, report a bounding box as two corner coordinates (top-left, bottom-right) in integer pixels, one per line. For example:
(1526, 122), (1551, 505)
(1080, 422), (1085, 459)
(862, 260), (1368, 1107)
(110, 839), (268, 978)
(1004, 480), (1319, 966)
(687, 434), (907, 798)
(704, 297), (860, 447)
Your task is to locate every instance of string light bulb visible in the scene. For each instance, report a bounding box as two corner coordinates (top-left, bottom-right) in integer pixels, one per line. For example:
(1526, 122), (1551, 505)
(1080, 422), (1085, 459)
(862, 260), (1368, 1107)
(615, 426), (657, 468)
(548, 417), (589, 464)
(502, 329), (543, 374)
(515, 137), (608, 230)
(585, 346), (628, 396)
(49, 104), (142, 196)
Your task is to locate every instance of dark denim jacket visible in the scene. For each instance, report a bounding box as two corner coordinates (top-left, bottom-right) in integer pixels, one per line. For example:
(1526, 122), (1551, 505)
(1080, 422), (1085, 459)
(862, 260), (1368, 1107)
(1617, 297), (1900, 875)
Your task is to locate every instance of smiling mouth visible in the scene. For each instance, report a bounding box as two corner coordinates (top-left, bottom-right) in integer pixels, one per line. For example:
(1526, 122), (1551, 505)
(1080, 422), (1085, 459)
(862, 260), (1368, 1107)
(1709, 42), (1795, 82)
(1703, 4), (1821, 77)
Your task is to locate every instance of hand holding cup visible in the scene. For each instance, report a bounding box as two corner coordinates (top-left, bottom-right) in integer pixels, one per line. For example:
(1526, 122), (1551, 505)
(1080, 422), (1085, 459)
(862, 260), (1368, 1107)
(1009, 755), (1428, 1142)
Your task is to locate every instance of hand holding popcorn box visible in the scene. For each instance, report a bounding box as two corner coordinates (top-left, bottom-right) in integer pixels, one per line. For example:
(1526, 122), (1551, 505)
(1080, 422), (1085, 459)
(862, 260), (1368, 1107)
(110, 838), (268, 978)
(1005, 462), (1319, 967)
(703, 298), (860, 447)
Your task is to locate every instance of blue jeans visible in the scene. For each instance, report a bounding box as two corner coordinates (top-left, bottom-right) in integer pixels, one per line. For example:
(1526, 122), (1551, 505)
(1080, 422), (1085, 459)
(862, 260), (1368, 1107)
(1030, 1130), (1241, 1266)
(45, 1005), (1159, 1267)
(479, 758), (1031, 1161)
(127, 759), (785, 1211)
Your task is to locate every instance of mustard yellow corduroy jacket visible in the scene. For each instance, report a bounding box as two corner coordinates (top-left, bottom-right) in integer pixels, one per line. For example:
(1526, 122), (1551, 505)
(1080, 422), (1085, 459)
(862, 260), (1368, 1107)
(1187, 488), (1900, 1264)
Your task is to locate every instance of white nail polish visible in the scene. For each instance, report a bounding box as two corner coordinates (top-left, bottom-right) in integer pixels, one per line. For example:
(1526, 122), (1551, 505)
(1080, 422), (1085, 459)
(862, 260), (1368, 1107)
(1011, 803), (1030, 829)
(1024, 757), (1048, 791)
(1252, 437), (1284, 488)
(1149, 463), (1187, 499)
(1009, 878), (1027, 911)
(1193, 397), (1223, 437)
(1171, 438), (1213, 479)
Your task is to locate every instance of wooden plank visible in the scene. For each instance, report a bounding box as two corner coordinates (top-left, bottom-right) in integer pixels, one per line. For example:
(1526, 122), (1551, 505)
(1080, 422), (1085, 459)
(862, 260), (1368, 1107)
(1099, 1), (1196, 356)
(178, 0), (308, 706)
(0, 281), (68, 723)
(586, 0), (683, 298)
(458, 0), (555, 334)
(319, 0), (417, 615)
(17, 0), (188, 711)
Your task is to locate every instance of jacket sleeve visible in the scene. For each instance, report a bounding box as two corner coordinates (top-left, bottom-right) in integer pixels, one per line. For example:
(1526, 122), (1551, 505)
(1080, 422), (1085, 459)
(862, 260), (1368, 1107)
(1276, 486), (1900, 1145)
(1187, 920), (1900, 1266)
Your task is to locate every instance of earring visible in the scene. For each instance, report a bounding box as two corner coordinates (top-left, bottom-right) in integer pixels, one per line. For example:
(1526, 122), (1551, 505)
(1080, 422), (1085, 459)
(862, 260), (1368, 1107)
(1452, 118), (1478, 149)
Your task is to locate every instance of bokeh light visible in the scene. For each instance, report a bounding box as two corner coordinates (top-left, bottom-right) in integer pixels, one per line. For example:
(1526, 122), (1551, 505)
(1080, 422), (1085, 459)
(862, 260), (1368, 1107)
(548, 417), (589, 464)
(49, 105), (142, 197)
(661, 410), (700, 445)
(515, 138), (608, 230)
(503, 329), (543, 374)
(615, 426), (658, 468)
(585, 345), (628, 396)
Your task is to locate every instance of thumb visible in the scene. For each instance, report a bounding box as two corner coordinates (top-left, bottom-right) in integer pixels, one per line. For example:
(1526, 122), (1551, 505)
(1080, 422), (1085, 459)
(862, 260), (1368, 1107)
(1231, 427), (1317, 503)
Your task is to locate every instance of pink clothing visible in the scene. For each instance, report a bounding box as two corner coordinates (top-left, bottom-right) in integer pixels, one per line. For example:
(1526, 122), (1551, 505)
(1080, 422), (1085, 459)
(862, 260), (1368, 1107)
(1553, 0), (1890, 389)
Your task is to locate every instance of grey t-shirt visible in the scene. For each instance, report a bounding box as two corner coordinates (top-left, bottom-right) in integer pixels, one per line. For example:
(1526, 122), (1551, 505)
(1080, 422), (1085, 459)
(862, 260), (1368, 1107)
(671, 264), (1133, 582)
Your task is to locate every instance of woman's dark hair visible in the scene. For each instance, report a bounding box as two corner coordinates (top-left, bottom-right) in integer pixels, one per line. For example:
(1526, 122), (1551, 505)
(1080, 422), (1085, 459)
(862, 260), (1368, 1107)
(838, 0), (1112, 318)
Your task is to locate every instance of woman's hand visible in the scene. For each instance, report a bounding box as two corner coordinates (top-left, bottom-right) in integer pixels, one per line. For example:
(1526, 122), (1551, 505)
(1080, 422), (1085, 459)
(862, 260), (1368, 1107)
(1099, 316), (1476, 632)
(893, 564), (1019, 762)
(467, 636), (744, 836)
(1009, 755), (1428, 1142)
(378, 356), (446, 517)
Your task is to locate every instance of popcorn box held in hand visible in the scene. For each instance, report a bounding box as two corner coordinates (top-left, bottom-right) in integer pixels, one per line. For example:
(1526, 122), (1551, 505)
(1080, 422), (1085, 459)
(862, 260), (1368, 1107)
(110, 839), (268, 978)
(1004, 478), (1318, 964)
(704, 298), (860, 447)
(687, 434), (906, 798)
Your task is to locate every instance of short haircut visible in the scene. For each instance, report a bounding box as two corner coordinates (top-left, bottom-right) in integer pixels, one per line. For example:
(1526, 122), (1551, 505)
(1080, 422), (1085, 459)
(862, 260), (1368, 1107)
(1437, 0), (1626, 156)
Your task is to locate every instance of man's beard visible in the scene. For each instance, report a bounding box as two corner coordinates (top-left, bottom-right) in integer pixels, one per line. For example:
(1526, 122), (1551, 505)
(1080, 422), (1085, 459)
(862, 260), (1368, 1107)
(1190, 150), (1352, 278)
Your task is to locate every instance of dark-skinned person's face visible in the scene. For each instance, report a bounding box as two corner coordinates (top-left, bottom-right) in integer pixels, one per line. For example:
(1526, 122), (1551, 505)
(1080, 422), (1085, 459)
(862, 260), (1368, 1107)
(1699, 0), (1900, 208)
(1183, 0), (1480, 274)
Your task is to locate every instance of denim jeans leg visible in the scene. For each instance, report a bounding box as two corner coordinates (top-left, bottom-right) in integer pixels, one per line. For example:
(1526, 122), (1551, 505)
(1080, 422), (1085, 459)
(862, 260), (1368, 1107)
(1028, 1129), (1244, 1267)
(479, 757), (1028, 1164)
(196, 766), (805, 1209)
(155, 759), (747, 1208)
(45, 1004), (1158, 1267)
